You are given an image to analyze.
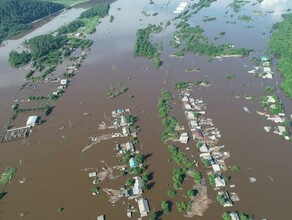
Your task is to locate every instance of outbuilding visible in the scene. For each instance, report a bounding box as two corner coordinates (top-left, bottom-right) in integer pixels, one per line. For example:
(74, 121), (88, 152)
(26, 116), (39, 127)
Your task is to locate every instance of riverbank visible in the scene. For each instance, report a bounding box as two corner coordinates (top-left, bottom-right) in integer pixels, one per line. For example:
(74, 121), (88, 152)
(0, 0), (292, 219)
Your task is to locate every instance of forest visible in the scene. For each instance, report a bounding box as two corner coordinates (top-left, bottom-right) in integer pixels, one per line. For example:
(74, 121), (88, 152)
(28, 34), (67, 60)
(268, 14), (292, 98)
(0, 0), (64, 43)
(79, 3), (110, 19)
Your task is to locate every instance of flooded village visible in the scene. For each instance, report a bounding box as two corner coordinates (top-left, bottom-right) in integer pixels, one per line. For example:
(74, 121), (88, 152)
(0, 0), (292, 219)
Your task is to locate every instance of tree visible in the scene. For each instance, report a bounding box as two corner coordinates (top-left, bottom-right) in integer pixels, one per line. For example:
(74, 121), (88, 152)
(176, 202), (190, 213)
(9, 50), (31, 68)
(161, 201), (171, 215)
(230, 165), (240, 173)
(142, 172), (149, 182)
(150, 211), (158, 220)
(167, 190), (176, 198)
(193, 171), (202, 184)
(126, 178), (135, 187)
(186, 189), (198, 198)
(222, 212), (231, 220)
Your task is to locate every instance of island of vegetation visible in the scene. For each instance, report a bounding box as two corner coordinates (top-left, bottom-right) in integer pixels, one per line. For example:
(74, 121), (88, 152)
(133, 25), (163, 68)
(0, 0), (64, 44)
(172, 21), (252, 58)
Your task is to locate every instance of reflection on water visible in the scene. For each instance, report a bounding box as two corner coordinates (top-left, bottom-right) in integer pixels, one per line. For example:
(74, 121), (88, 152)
(261, 0), (292, 18)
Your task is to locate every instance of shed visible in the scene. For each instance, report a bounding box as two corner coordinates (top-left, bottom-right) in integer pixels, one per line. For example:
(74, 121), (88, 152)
(199, 143), (209, 153)
(229, 212), (240, 220)
(215, 176), (226, 188)
(60, 79), (68, 85)
(181, 96), (189, 102)
(212, 164), (221, 173)
(129, 158), (138, 168)
(138, 198), (150, 217)
(97, 215), (105, 220)
(122, 127), (130, 136)
(123, 142), (135, 153)
(120, 115), (127, 126)
(26, 116), (39, 127)
(179, 132), (189, 144)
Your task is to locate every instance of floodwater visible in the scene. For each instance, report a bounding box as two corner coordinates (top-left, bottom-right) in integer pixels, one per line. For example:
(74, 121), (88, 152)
(0, 0), (292, 219)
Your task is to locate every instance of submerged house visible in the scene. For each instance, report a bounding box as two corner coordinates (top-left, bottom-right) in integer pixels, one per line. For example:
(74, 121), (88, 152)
(137, 198), (150, 217)
(121, 142), (135, 153)
(122, 127), (130, 137)
(132, 176), (143, 196)
(26, 116), (39, 127)
(179, 132), (189, 144)
(129, 158), (138, 168)
(215, 175), (226, 188)
(229, 212), (240, 220)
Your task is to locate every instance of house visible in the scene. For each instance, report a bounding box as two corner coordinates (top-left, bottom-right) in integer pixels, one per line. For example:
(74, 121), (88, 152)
(189, 120), (198, 131)
(199, 143), (209, 153)
(129, 158), (138, 168)
(185, 111), (195, 120)
(137, 198), (150, 217)
(89, 172), (97, 178)
(229, 212), (240, 220)
(184, 103), (192, 110)
(120, 115), (127, 126)
(193, 130), (203, 139)
(215, 176), (226, 188)
(122, 127), (130, 136)
(132, 176), (143, 196)
(60, 79), (68, 85)
(123, 142), (135, 153)
(181, 95), (189, 102)
(26, 116), (39, 127)
(179, 132), (189, 144)
(212, 164), (221, 173)
(260, 56), (269, 62)
(218, 191), (233, 207)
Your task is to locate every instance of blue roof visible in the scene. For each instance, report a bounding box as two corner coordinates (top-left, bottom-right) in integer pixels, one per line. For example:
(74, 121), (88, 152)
(129, 158), (138, 168)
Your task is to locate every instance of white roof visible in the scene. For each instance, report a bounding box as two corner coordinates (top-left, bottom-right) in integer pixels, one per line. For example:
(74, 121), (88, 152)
(26, 116), (38, 127)
(138, 198), (149, 217)
(230, 212), (240, 220)
(89, 172), (97, 178)
(267, 96), (276, 103)
(184, 103), (192, 110)
(179, 133), (189, 144)
(182, 96), (189, 102)
(212, 164), (221, 172)
(97, 215), (105, 220)
(215, 177), (226, 187)
(199, 143), (209, 152)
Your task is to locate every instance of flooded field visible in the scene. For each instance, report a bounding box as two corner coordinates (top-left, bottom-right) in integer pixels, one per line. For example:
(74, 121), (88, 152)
(0, 0), (292, 219)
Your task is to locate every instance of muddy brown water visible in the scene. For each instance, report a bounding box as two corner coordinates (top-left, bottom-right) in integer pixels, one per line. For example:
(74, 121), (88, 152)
(0, 0), (292, 219)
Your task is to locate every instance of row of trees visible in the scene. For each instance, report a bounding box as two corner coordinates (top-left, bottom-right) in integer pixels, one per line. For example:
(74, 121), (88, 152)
(157, 91), (172, 118)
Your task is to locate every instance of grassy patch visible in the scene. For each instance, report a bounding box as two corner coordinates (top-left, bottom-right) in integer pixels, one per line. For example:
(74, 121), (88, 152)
(0, 167), (17, 185)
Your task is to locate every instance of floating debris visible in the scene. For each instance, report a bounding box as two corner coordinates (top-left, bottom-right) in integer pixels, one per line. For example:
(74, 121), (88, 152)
(103, 188), (124, 203)
(243, 107), (250, 113)
(249, 177), (257, 183)
(186, 184), (212, 217)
